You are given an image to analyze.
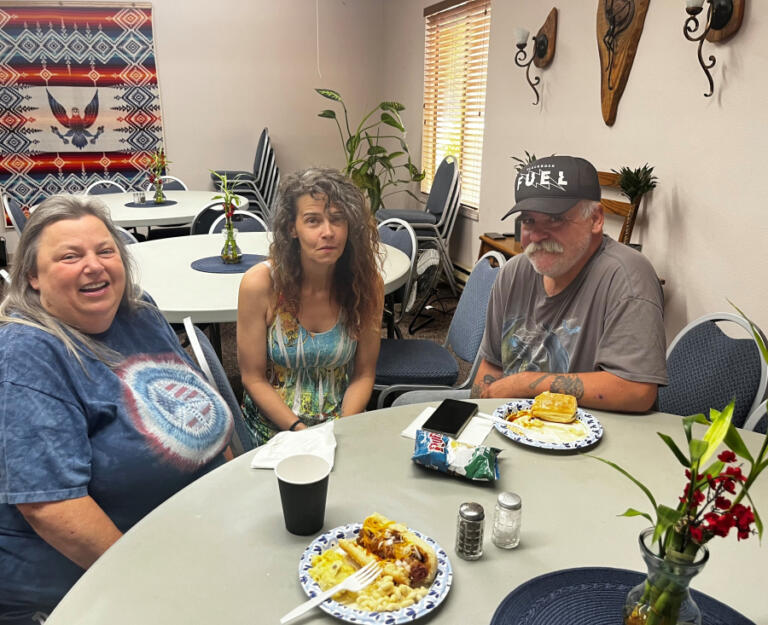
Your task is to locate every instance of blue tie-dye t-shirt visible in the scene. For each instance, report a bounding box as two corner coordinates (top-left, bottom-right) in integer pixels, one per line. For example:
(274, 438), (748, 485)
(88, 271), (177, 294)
(0, 300), (232, 610)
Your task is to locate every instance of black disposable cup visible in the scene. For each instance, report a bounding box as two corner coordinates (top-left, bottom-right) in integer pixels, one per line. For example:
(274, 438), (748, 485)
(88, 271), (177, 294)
(274, 454), (331, 535)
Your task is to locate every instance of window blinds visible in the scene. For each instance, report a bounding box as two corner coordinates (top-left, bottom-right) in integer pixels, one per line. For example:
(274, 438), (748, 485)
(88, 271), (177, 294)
(422, 0), (491, 209)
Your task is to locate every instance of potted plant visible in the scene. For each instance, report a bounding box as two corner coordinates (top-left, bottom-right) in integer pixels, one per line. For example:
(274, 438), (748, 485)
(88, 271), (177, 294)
(211, 170), (242, 264)
(316, 88), (424, 212)
(148, 147), (170, 204)
(613, 163), (658, 205)
(593, 306), (767, 625)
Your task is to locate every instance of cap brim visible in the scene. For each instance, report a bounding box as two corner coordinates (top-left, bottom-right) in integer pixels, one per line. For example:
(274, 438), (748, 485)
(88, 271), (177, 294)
(501, 197), (581, 221)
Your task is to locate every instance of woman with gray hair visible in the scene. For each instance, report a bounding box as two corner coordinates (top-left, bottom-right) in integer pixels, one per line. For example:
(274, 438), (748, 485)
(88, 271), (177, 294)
(237, 168), (383, 445)
(0, 195), (233, 621)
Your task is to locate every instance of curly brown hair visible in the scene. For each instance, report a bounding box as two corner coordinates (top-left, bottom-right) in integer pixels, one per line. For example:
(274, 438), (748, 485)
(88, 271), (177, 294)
(269, 168), (383, 338)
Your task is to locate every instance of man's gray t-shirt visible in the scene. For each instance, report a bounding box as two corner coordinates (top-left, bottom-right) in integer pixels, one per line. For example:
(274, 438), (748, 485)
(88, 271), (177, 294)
(479, 236), (668, 385)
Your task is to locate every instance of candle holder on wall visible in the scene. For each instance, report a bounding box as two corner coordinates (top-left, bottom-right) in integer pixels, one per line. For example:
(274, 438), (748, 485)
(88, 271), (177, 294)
(513, 8), (557, 106)
(683, 0), (745, 97)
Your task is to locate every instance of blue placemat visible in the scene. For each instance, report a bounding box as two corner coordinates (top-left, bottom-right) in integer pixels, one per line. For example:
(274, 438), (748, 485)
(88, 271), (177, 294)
(124, 199), (178, 207)
(191, 254), (266, 274)
(489, 567), (754, 625)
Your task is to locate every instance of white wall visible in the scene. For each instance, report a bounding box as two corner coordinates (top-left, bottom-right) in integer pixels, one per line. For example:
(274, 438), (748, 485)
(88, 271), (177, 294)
(383, 0), (768, 341)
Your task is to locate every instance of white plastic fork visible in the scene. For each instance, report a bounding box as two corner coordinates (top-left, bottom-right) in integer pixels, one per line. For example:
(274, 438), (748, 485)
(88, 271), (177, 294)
(280, 561), (381, 624)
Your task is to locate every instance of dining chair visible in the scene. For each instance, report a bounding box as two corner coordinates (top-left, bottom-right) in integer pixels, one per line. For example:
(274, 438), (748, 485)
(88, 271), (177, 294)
(377, 218), (417, 337)
(211, 127), (269, 187)
(209, 211), (268, 234)
(0, 269), (10, 286)
(744, 398), (767, 433)
(190, 201), (226, 235)
(212, 128), (280, 225)
(144, 175), (188, 192)
(375, 155), (461, 296)
(182, 317), (254, 456)
(115, 226), (139, 245)
(143, 176), (192, 239)
(2, 194), (27, 235)
(85, 180), (126, 195)
(375, 251), (506, 408)
(657, 313), (768, 431)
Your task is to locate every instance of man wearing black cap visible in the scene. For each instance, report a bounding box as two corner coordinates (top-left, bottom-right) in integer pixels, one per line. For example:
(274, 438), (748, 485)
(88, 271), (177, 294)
(471, 156), (667, 412)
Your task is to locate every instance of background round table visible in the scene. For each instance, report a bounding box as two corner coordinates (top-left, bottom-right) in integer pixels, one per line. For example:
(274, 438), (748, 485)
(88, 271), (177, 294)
(96, 190), (249, 227)
(45, 401), (767, 624)
(129, 232), (411, 324)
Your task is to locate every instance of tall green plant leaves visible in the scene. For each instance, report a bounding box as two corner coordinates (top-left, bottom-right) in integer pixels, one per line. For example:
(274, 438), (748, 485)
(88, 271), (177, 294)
(316, 88), (342, 101)
(316, 89), (423, 211)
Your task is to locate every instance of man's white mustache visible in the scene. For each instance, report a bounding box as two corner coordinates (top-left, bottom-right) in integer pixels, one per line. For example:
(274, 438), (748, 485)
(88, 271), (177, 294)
(525, 240), (564, 257)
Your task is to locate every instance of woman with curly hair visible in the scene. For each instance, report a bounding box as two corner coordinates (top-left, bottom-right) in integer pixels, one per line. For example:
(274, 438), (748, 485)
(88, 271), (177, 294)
(237, 168), (383, 445)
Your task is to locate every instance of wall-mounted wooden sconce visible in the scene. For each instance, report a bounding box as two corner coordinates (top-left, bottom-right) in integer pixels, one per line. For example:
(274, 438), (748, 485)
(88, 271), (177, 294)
(513, 8), (557, 106)
(684, 0), (745, 97)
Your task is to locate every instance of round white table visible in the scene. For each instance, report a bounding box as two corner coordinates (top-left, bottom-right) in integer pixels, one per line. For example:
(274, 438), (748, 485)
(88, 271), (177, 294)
(129, 232), (411, 324)
(45, 401), (767, 624)
(95, 190), (249, 228)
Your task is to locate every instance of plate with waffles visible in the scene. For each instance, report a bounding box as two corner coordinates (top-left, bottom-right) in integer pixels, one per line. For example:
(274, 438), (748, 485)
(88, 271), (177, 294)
(492, 392), (603, 451)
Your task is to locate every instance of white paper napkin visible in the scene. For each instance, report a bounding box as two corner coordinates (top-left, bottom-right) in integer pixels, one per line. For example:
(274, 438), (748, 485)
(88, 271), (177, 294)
(249, 421), (337, 470)
(400, 406), (494, 446)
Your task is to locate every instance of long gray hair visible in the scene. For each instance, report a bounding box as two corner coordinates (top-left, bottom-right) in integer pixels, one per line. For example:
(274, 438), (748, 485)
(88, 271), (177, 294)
(0, 194), (148, 366)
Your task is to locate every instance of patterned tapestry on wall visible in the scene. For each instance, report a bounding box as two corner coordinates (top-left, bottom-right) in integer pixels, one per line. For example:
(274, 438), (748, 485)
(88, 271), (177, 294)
(0, 3), (163, 213)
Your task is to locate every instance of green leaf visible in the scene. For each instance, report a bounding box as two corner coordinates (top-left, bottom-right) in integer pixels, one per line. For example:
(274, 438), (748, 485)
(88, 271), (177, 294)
(367, 145), (387, 155)
(318, 109), (337, 119)
(619, 508), (654, 524)
(381, 113), (404, 132)
(345, 135), (360, 157)
(657, 433), (690, 467)
(723, 424), (754, 463)
(590, 455), (658, 512)
(315, 88), (342, 101)
(689, 438), (708, 464)
(700, 401), (734, 465)
(380, 101), (405, 112)
(682, 413), (710, 444)
(745, 491), (763, 539)
(653, 504), (682, 544)
(388, 151), (405, 160)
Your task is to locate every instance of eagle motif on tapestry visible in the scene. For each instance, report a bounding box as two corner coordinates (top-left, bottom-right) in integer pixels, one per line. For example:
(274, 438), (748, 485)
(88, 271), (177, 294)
(47, 89), (105, 149)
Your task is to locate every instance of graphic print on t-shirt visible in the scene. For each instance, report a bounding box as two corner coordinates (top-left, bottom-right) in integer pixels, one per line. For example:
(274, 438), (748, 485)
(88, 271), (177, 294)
(501, 316), (580, 374)
(117, 353), (231, 469)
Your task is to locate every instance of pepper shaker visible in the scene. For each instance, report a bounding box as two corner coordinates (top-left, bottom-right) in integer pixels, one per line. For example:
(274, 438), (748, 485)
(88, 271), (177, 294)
(455, 502), (484, 560)
(492, 491), (522, 549)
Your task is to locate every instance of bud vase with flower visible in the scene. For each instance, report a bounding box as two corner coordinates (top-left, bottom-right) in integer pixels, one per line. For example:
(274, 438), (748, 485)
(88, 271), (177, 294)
(211, 171), (242, 264)
(594, 306), (767, 625)
(148, 147), (170, 204)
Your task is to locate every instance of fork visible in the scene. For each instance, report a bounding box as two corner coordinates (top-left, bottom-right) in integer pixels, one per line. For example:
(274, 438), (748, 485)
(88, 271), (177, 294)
(279, 561), (381, 624)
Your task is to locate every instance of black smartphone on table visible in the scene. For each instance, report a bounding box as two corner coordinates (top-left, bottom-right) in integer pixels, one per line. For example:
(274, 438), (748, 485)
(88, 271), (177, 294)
(421, 399), (478, 438)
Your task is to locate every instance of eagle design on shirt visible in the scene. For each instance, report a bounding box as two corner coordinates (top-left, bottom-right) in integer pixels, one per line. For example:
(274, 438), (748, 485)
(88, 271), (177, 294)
(47, 89), (105, 149)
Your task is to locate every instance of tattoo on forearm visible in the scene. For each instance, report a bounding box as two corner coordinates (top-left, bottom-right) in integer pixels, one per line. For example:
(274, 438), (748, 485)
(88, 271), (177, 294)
(549, 375), (584, 399)
(470, 374), (498, 399)
(528, 373), (552, 390)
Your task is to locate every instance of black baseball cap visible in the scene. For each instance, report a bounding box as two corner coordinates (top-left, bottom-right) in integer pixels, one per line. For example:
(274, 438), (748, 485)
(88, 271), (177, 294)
(502, 156), (601, 220)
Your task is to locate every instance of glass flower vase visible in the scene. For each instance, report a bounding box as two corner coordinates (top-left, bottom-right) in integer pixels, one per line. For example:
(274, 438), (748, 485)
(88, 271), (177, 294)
(153, 178), (165, 204)
(624, 528), (709, 625)
(220, 222), (242, 264)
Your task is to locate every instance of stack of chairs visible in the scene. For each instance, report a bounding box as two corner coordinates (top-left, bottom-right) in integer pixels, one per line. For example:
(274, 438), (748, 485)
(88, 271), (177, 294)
(211, 127), (280, 225)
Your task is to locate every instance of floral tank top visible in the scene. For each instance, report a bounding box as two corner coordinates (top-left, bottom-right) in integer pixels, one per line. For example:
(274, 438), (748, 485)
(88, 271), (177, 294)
(242, 307), (357, 446)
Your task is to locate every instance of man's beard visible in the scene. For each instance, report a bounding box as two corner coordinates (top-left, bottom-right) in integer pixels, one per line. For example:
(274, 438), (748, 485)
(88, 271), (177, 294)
(524, 233), (591, 278)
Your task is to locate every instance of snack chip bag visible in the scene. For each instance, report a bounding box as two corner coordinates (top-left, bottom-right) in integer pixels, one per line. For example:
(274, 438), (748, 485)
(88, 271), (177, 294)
(412, 430), (500, 481)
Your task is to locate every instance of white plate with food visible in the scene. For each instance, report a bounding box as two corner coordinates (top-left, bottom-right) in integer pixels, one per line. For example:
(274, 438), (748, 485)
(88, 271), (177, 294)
(493, 397), (603, 451)
(298, 514), (452, 624)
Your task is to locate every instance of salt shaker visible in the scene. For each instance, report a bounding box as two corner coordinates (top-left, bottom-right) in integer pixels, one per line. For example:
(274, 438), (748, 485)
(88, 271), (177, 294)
(455, 502), (484, 560)
(492, 491), (522, 549)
